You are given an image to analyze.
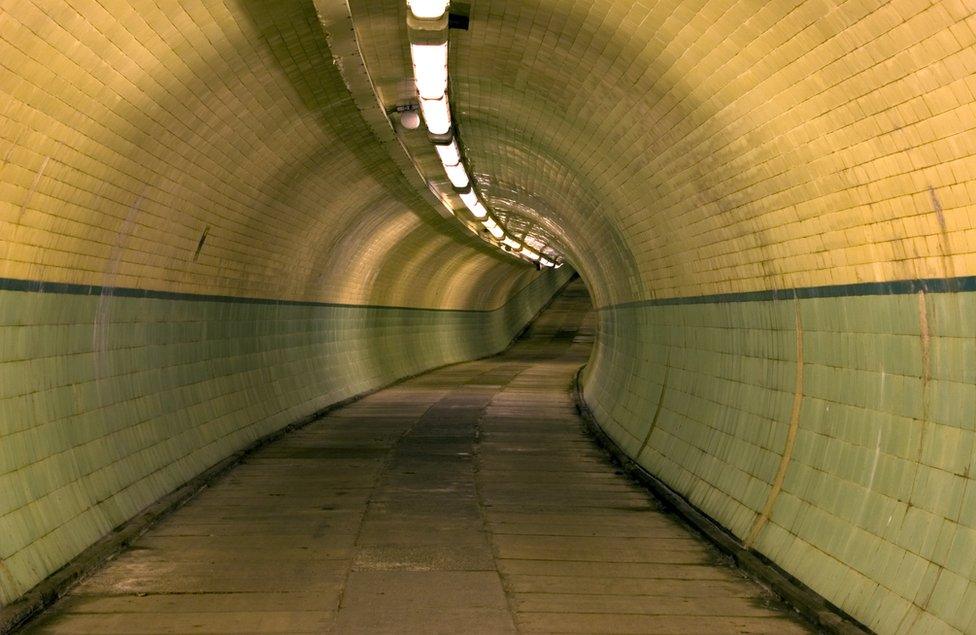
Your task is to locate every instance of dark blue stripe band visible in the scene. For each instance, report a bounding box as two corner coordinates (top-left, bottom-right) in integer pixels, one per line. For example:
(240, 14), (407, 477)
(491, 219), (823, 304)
(601, 276), (976, 311)
(0, 275), (540, 314)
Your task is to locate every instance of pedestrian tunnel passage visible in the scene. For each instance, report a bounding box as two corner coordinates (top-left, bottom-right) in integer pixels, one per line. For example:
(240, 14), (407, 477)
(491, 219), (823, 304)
(2, 2), (976, 633)
(20, 281), (814, 634)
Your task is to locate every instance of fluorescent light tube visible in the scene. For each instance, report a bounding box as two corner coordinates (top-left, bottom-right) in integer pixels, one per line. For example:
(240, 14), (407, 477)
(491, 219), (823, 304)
(468, 200), (487, 219)
(419, 97), (451, 135)
(411, 43), (448, 100)
(407, 0), (449, 19)
(539, 257), (555, 267)
(521, 247), (540, 260)
(459, 190), (487, 218)
(483, 219), (504, 239)
(435, 140), (461, 166)
(443, 163), (469, 188)
(502, 237), (521, 250)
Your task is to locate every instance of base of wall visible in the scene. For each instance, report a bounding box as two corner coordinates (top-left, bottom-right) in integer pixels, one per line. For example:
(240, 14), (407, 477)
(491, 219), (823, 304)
(572, 365), (870, 635)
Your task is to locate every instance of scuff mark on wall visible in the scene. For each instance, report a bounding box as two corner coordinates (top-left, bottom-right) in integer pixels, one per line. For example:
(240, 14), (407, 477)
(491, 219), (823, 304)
(928, 186), (956, 284)
(744, 298), (804, 549)
(634, 346), (670, 461)
(15, 156), (49, 226)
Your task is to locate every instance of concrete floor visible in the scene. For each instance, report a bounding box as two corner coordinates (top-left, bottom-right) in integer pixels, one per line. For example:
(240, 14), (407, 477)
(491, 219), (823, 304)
(26, 280), (811, 634)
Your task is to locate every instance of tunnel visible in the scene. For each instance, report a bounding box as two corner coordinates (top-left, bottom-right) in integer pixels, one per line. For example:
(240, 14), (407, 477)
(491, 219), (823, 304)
(0, 0), (974, 633)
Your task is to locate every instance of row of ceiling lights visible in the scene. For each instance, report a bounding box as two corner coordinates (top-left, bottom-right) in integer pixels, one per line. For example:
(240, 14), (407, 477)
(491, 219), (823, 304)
(403, 0), (561, 268)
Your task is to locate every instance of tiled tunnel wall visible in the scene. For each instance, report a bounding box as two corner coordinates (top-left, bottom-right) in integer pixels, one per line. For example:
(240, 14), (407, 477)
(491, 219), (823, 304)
(3, 0), (976, 633)
(0, 269), (569, 606)
(583, 287), (976, 633)
(0, 0), (570, 608)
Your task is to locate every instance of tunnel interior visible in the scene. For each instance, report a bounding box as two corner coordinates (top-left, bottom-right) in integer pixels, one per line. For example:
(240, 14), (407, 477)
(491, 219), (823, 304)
(2, 1), (976, 633)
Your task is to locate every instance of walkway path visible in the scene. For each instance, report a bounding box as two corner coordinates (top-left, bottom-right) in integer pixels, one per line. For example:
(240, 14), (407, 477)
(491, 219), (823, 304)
(27, 280), (810, 633)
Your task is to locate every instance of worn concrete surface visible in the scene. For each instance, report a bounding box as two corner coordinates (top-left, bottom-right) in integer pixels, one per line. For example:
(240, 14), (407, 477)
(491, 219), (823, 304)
(25, 280), (811, 634)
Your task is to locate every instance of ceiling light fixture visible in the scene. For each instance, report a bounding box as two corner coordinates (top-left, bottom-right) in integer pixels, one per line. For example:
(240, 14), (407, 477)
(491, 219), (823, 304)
(502, 237), (521, 250)
(410, 43), (448, 100)
(419, 97), (451, 135)
(405, 1), (559, 268)
(407, 0), (450, 19)
(459, 189), (478, 207)
(435, 140), (461, 165)
(459, 190), (487, 219)
(443, 163), (469, 188)
(468, 200), (487, 219)
(484, 218), (504, 239)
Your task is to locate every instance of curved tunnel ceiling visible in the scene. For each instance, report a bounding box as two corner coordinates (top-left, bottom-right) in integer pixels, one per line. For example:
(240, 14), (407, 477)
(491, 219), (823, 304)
(0, 0), (544, 310)
(355, 0), (972, 307)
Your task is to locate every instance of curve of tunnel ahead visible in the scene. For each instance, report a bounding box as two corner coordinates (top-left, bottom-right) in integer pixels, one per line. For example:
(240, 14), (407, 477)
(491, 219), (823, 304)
(1, 2), (976, 634)
(23, 280), (812, 634)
